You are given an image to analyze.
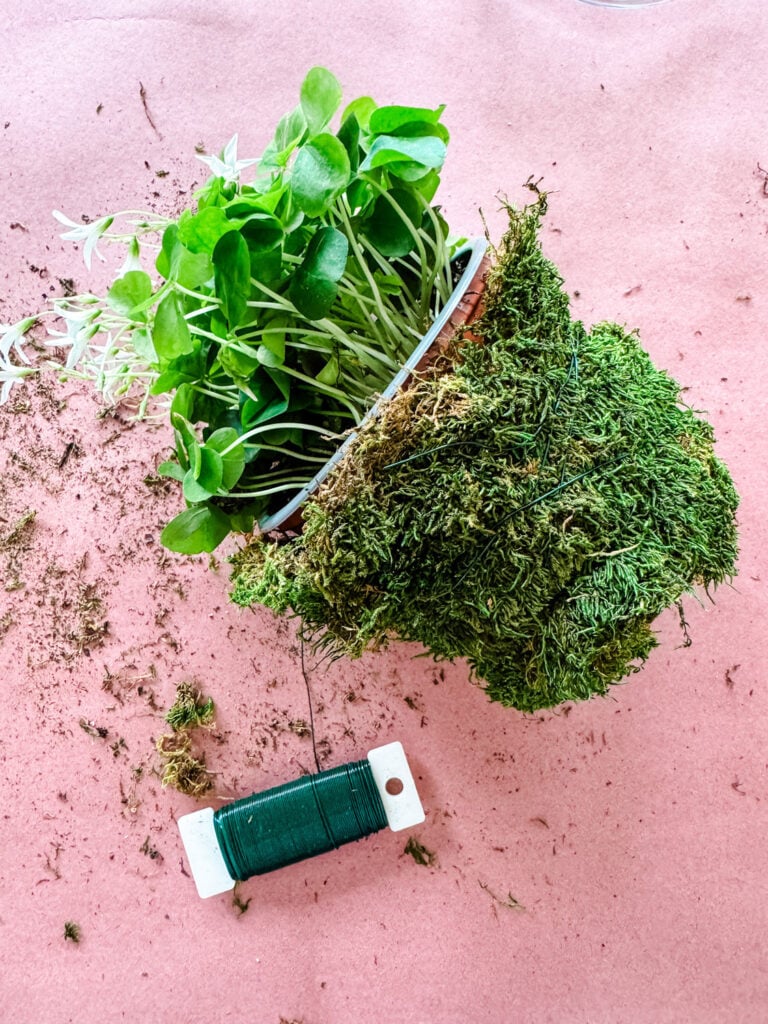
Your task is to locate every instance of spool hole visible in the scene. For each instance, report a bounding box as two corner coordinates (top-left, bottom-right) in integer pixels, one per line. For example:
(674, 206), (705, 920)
(385, 777), (404, 796)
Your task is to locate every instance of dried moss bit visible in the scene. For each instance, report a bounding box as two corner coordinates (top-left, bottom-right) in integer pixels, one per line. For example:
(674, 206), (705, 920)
(165, 682), (215, 731)
(156, 732), (213, 797)
(63, 921), (81, 943)
(479, 880), (525, 912)
(71, 582), (109, 654)
(231, 198), (739, 712)
(2, 509), (36, 591)
(2, 509), (36, 547)
(79, 718), (108, 740)
(232, 887), (252, 916)
(404, 836), (438, 867)
(139, 835), (162, 861)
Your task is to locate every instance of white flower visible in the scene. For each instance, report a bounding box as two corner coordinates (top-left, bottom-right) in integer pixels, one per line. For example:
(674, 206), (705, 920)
(196, 133), (258, 184)
(47, 301), (101, 369)
(52, 210), (114, 270)
(0, 361), (35, 405)
(119, 236), (143, 276)
(0, 317), (36, 365)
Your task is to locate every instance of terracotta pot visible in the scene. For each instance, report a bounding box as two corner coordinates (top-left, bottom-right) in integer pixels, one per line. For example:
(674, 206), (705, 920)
(260, 238), (490, 536)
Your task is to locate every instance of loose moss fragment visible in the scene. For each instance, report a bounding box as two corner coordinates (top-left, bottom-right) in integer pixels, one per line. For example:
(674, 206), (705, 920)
(479, 880), (525, 911)
(2, 509), (36, 547)
(63, 921), (81, 943)
(165, 682), (215, 731)
(231, 198), (738, 712)
(156, 732), (213, 797)
(139, 835), (162, 861)
(79, 718), (108, 740)
(232, 887), (252, 916)
(404, 836), (438, 867)
(71, 581), (109, 654)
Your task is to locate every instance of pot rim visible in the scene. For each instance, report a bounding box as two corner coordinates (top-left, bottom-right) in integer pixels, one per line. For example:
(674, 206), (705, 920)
(258, 236), (489, 534)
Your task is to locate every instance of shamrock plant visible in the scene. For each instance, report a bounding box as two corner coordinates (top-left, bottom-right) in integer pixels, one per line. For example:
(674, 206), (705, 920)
(3, 67), (462, 553)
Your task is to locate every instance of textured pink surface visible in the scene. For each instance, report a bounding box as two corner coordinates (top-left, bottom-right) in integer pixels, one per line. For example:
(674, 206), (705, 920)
(1, 2), (767, 1022)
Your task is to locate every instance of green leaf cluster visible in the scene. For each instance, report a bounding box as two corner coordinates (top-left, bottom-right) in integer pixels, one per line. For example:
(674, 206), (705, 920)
(108, 67), (460, 554)
(230, 200), (739, 712)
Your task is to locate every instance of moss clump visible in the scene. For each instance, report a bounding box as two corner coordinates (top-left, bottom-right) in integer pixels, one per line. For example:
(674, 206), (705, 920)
(230, 198), (738, 713)
(164, 682), (215, 731)
(156, 732), (213, 797)
(157, 682), (215, 796)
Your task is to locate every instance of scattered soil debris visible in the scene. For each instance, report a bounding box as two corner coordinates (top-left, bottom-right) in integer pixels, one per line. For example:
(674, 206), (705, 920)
(79, 718), (108, 740)
(139, 81), (161, 138)
(103, 663), (158, 708)
(142, 472), (174, 494)
(70, 581), (110, 655)
(110, 737), (128, 758)
(725, 664), (741, 689)
(479, 881), (525, 912)
(2, 508), (36, 548)
(40, 843), (62, 880)
(140, 835), (163, 861)
(404, 836), (437, 868)
(57, 440), (79, 469)
(119, 767), (144, 818)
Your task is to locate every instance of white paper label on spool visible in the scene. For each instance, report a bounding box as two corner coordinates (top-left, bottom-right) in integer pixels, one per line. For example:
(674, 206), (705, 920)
(367, 741), (425, 831)
(177, 806), (236, 899)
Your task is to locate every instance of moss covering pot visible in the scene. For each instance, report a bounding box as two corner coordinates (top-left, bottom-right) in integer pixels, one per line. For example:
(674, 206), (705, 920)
(231, 197), (739, 713)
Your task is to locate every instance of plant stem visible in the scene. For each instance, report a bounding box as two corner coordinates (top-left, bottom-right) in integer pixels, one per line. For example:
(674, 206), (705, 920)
(334, 200), (406, 343)
(218, 421), (340, 457)
(275, 364), (362, 422)
(228, 481), (308, 498)
(254, 444), (331, 463)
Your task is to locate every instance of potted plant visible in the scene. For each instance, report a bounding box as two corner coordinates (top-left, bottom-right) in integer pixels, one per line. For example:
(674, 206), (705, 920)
(229, 196), (739, 712)
(1, 69), (738, 713)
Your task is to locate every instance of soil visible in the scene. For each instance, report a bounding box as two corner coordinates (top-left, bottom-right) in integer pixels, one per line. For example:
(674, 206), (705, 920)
(0, 361), (431, 917)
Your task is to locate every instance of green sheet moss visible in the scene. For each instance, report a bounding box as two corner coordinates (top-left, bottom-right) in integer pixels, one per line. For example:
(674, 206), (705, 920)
(231, 198), (738, 712)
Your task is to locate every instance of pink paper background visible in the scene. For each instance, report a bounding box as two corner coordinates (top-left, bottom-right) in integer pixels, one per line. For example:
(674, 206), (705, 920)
(1, 2), (767, 1022)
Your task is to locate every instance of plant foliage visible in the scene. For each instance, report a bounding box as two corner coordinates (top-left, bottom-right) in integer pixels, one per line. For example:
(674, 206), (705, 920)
(3, 68), (461, 554)
(230, 198), (739, 712)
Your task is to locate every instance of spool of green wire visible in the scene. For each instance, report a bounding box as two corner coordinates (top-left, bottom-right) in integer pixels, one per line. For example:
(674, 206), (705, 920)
(213, 758), (388, 880)
(177, 742), (424, 898)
